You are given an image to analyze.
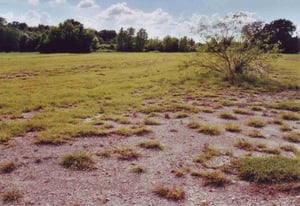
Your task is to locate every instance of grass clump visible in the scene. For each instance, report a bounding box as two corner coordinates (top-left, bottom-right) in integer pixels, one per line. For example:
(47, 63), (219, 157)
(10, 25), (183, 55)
(279, 124), (292, 132)
(193, 146), (222, 166)
(200, 107), (214, 113)
(251, 106), (264, 111)
(137, 141), (164, 150)
(247, 119), (266, 128)
(113, 126), (152, 137)
(187, 122), (201, 129)
(130, 165), (146, 173)
(60, 152), (95, 171)
(113, 147), (141, 160)
(153, 186), (185, 201)
(174, 112), (189, 119)
(233, 108), (253, 115)
(248, 130), (265, 138)
(218, 112), (237, 120)
(272, 118), (283, 125)
(144, 118), (161, 125)
(236, 156), (300, 183)
(234, 139), (255, 151)
(0, 161), (17, 174)
(199, 171), (231, 186)
(271, 101), (300, 112)
(225, 123), (241, 133)
(280, 145), (298, 154)
(281, 112), (300, 121)
(198, 124), (221, 136)
(283, 132), (300, 143)
(2, 189), (23, 203)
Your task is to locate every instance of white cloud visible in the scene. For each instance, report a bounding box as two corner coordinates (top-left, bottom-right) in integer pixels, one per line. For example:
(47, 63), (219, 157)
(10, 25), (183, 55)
(77, 0), (98, 9)
(48, 0), (67, 5)
(87, 3), (259, 40)
(28, 0), (39, 5)
(1, 10), (51, 26)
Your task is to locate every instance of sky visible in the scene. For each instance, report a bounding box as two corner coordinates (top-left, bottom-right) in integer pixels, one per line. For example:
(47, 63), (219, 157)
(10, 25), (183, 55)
(0, 0), (299, 39)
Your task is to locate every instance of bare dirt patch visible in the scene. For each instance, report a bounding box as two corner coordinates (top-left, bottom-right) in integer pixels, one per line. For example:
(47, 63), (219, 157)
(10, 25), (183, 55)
(0, 91), (300, 206)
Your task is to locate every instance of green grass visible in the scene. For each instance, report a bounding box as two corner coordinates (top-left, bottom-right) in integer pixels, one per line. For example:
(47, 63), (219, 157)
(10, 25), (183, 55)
(0, 53), (299, 144)
(236, 156), (300, 183)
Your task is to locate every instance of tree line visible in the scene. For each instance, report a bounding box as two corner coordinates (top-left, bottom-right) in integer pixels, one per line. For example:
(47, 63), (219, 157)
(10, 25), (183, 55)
(0, 17), (299, 53)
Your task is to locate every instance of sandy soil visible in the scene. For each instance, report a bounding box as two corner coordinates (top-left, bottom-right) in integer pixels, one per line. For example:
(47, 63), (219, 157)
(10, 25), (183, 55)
(0, 91), (300, 206)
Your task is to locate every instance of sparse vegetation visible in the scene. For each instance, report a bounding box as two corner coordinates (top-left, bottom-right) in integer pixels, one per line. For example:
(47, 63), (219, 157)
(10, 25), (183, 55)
(60, 152), (95, 171)
(144, 118), (161, 125)
(138, 141), (164, 150)
(248, 130), (265, 138)
(236, 156), (300, 183)
(271, 101), (300, 112)
(234, 139), (255, 151)
(113, 147), (141, 160)
(225, 123), (241, 133)
(247, 119), (266, 128)
(283, 132), (300, 143)
(187, 122), (201, 129)
(233, 108), (253, 115)
(279, 124), (292, 132)
(219, 112), (237, 120)
(194, 146), (222, 166)
(130, 165), (146, 173)
(280, 145), (298, 154)
(2, 189), (23, 203)
(281, 112), (300, 121)
(153, 186), (185, 201)
(199, 171), (231, 186)
(198, 124), (222, 135)
(174, 112), (189, 119)
(0, 161), (17, 174)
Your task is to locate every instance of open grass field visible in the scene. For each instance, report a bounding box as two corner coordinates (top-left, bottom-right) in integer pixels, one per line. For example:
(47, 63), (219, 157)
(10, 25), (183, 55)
(0, 52), (300, 205)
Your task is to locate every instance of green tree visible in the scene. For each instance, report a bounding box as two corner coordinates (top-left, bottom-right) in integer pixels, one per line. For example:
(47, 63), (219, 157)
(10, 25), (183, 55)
(263, 19), (298, 53)
(163, 35), (179, 52)
(135, 28), (148, 52)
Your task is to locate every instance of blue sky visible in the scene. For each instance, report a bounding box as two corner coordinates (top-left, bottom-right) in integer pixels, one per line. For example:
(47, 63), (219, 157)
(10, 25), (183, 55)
(0, 0), (299, 38)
